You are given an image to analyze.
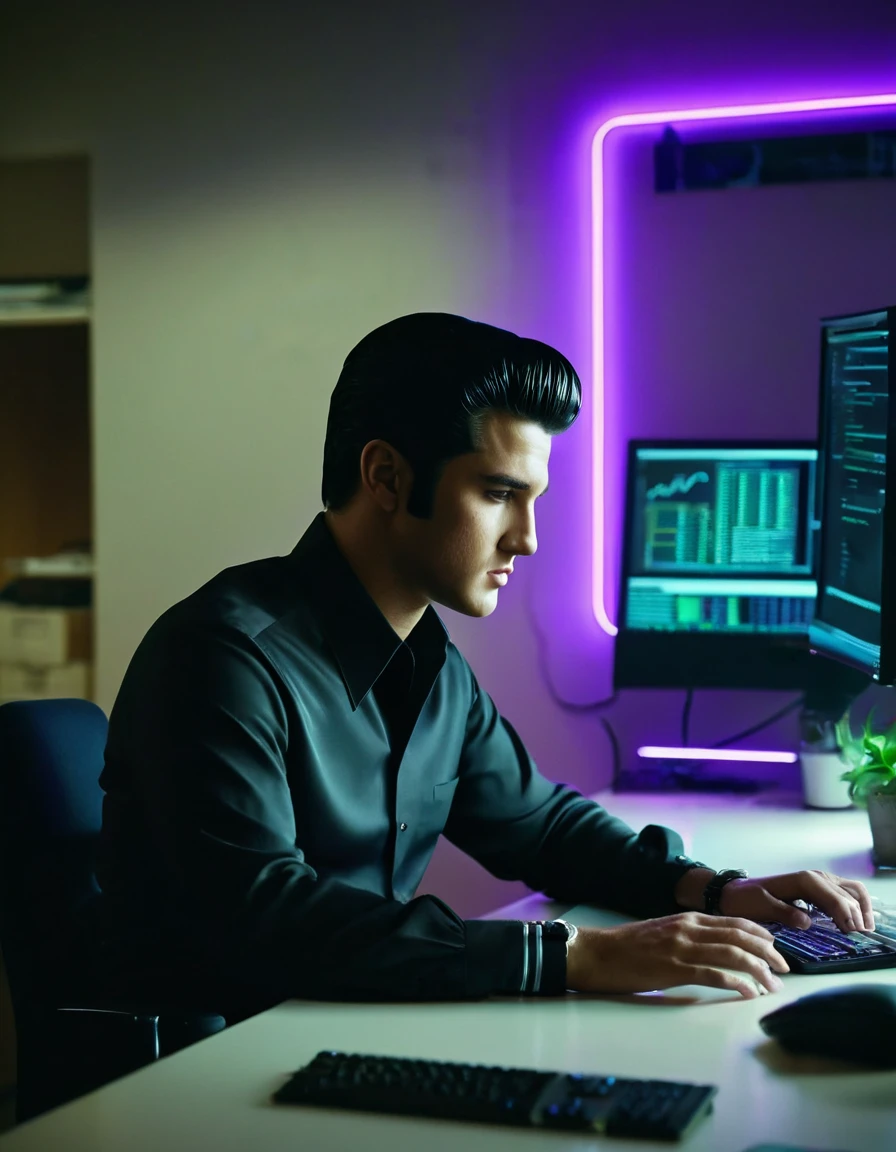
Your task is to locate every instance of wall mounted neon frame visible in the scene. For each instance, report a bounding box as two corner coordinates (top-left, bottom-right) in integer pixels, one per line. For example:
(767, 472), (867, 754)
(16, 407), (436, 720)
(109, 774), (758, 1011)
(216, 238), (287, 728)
(592, 92), (896, 638)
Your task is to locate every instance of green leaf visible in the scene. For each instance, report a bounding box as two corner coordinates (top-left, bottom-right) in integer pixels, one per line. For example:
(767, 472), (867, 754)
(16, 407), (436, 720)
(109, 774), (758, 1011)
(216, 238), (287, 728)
(834, 710), (852, 747)
(864, 732), (889, 766)
(878, 719), (896, 767)
(836, 710), (866, 766)
(846, 767), (894, 806)
(835, 707), (896, 788)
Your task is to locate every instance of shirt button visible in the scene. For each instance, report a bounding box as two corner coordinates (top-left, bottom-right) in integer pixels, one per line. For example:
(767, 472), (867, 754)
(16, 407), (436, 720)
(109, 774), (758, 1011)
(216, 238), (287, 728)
(399, 822), (408, 831)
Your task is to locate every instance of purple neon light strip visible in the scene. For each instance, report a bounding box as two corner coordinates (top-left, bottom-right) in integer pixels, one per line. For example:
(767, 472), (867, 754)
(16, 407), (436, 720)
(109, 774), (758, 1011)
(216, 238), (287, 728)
(637, 745), (798, 763)
(592, 92), (896, 637)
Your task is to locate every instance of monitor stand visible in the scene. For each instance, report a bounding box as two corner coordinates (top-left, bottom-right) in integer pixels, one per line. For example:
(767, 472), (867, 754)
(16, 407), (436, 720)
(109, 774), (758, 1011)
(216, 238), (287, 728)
(613, 662), (872, 795)
(614, 760), (768, 794)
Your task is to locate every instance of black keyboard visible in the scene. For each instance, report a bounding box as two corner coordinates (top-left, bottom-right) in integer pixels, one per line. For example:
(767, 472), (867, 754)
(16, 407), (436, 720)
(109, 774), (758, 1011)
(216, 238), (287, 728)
(273, 1050), (718, 1141)
(768, 913), (896, 974)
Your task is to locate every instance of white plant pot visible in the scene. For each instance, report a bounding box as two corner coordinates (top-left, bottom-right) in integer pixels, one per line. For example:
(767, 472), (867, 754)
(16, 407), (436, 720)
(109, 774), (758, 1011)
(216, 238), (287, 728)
(799, 749), (853, 809)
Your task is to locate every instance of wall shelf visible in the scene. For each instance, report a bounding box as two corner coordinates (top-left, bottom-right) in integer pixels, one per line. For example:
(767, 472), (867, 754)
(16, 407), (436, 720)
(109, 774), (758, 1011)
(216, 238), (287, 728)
(0, 304), (89, 327)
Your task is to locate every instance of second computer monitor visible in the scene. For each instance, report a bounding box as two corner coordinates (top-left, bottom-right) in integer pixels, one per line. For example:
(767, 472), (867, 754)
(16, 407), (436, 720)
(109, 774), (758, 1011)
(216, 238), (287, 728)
(810, 307), (896, 684)
(614, 441), (818, 689)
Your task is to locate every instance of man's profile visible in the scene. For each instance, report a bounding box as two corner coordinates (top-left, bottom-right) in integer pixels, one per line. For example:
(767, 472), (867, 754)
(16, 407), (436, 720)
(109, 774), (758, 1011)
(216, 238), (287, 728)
(94, 312), (873, 1020)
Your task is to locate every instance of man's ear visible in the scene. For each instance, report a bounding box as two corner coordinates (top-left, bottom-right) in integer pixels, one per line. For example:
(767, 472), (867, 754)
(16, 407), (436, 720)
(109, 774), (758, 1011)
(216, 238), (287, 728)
(358, 440), (411, 512)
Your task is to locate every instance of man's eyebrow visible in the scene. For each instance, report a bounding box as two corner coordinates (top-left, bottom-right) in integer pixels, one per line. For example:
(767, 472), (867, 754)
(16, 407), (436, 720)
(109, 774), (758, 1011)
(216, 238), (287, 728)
(480, 473), (550, 497)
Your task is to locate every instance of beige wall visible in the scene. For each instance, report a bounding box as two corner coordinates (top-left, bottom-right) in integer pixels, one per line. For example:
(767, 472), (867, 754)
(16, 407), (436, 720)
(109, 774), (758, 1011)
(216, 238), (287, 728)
(0, 1), (554, 916)
(0, 5), (509, 711)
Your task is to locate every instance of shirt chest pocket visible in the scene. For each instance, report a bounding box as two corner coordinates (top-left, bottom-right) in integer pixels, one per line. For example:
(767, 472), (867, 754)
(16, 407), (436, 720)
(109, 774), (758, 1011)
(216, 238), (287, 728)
(415, 777), (459, 840)
(432, 777), (459, 806)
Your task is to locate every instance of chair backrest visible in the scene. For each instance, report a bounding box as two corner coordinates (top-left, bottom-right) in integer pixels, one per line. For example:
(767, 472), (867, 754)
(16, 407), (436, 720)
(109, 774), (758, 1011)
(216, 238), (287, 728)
(0, 698), (109, 1016)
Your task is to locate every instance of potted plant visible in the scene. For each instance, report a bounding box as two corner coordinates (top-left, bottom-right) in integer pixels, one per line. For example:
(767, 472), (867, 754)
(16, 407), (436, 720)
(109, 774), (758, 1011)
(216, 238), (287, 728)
(836, 709), (896, 867)
(798, 709), (853, 809)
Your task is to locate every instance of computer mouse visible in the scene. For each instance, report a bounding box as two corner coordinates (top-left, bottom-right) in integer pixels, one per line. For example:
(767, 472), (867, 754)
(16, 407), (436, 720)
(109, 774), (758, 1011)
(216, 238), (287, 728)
(759, 983), (896, 1067)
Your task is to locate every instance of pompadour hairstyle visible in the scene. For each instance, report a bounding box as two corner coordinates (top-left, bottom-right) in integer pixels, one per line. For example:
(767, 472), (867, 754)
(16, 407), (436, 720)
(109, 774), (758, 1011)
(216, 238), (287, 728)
(321, 312), (582, 518)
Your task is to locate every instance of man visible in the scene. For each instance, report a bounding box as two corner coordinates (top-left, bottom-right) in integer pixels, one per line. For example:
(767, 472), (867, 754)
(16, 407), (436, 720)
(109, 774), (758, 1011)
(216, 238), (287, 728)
(95, 312), (873, 1019)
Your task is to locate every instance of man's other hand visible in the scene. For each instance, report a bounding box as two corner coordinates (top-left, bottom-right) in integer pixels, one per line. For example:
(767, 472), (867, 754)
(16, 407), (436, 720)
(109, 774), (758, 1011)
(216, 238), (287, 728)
(565, 913), (788, 999)
(717, 870), (875, 934)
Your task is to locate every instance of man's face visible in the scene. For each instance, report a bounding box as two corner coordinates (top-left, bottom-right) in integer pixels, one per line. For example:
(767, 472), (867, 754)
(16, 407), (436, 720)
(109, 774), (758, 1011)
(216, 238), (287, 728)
(392, 411), (552, 617)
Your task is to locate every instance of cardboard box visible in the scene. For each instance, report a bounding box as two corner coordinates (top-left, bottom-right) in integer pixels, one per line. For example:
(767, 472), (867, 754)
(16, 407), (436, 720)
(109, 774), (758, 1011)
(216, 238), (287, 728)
(0, 606), (92, 666)
(0, 662), (91, 702)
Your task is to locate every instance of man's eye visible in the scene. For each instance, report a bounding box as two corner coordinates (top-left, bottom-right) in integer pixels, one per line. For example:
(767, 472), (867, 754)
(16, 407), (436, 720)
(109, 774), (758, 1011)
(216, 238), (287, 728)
(487, 490), (514, 503)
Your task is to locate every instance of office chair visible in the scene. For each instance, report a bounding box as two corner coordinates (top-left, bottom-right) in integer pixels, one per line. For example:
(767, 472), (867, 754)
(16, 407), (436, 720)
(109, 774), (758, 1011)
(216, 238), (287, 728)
(0, 698), (226, 1122)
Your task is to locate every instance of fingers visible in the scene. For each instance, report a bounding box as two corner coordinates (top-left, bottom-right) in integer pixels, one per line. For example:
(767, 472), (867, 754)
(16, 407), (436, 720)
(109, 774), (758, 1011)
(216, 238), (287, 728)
(768, 871), (871, 935)
(693, 923), (790, 974)
(688, 911), (776, 941)
(688, 958), (780, 1000)
(803, 871), (868, 933)
(669, 916), (790, 995)
(690, 912), (789, 959)
(839, 879), (876, 931)
(766, 899), (812, 930)
(699, 943), (786, 994)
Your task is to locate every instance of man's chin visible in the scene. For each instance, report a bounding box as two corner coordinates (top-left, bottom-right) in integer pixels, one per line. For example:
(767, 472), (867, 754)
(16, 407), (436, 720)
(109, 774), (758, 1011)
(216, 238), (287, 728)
(463, 591), (500, 618)
(436, 590), (499, 618)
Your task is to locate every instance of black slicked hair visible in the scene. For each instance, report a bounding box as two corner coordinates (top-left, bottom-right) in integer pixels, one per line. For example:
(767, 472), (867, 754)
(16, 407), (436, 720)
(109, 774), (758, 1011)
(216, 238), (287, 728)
(321, 312), (582, 518)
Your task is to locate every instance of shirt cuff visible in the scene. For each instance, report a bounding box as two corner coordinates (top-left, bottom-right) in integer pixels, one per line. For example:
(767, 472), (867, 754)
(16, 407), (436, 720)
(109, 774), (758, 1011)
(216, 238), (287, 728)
(464, 919), (567, 997)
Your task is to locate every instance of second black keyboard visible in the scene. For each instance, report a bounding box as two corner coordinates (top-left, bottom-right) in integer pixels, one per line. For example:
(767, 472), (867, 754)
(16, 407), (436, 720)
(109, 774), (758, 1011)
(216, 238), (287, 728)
(768, 913), (896, 974)
(273, 1050), (718, 1141)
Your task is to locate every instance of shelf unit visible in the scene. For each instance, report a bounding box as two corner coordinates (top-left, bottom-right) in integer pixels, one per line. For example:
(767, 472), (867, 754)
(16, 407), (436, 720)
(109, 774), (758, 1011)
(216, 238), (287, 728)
(0, 156), (92, 593)
(0, 156), (92, 1096)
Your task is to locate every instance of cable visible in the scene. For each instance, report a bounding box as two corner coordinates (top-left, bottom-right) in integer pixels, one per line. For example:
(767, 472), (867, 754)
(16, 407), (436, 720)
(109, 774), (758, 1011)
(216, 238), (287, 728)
(525, 583), (617, 713)
(711, 694), (805, 749)
(681, 688), (694, 748)
(599, 716), (622, 788)
(524, 583), (620, 788)
(525, 584), (799, 783)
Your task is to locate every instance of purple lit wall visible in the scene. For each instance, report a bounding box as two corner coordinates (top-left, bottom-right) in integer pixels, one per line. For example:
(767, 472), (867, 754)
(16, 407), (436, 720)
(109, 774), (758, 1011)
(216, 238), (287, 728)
(424, 4), (896, 915)
(506, 42), (896, 767)
(591, 94), (896, 640)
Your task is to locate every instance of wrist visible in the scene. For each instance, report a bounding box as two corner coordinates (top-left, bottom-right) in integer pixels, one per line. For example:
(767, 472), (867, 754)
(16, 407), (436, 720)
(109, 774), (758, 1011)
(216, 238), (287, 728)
(565, 925), (588, 989)
(674, 867), (716, 911)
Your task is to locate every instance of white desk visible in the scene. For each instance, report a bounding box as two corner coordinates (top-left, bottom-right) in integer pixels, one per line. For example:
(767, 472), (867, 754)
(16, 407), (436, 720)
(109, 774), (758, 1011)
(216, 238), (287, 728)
(2, 792), (894, 1152)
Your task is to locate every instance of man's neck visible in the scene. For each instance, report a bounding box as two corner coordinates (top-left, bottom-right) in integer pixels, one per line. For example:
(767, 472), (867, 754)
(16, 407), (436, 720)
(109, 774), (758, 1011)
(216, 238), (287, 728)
(323, 509), (427, 641)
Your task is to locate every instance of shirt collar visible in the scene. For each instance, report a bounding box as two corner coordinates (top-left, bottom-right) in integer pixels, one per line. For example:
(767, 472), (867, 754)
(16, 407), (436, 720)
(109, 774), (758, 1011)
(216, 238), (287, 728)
(288, 513), (449, 710)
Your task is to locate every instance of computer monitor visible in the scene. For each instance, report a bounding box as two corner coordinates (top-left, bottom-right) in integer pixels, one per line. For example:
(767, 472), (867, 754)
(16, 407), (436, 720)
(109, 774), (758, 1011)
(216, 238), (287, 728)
(614, 440), (818, 690)
(810, 306), (896, 685)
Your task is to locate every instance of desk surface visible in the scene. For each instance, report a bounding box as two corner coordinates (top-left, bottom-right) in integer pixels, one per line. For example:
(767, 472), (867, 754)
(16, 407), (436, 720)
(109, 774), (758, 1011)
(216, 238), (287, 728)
(2, 792), (894, 1152)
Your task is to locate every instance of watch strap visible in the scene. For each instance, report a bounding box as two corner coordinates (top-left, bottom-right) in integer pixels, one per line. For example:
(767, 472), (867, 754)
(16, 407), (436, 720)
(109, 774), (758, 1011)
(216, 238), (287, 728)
(703, 868), (748, 915)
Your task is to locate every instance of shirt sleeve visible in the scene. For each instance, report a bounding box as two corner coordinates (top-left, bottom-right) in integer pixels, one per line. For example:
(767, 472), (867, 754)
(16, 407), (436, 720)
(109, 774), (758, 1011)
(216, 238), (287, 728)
(98, 622), (530, 1003)
(443, 668), (705, 919)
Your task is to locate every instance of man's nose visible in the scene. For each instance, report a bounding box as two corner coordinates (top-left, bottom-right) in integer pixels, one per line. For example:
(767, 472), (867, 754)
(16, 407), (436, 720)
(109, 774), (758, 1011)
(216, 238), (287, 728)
(509, 510), (537, 557)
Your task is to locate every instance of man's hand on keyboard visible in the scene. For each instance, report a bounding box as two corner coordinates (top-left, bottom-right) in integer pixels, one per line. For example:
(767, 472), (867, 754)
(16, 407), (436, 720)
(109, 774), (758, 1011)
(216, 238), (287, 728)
(716, 870), (875, 934)
(565, 913), (789, 999)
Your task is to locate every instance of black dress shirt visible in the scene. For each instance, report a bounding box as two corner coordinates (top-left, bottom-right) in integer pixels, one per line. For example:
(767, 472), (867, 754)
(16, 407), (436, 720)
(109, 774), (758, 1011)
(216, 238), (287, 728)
(95, 514), (700, 1016)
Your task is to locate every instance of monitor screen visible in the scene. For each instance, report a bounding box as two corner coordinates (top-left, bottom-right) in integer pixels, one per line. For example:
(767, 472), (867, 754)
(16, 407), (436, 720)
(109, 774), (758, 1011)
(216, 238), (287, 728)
(810, 307), (896, 683)
(614, 441), (818, 689)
